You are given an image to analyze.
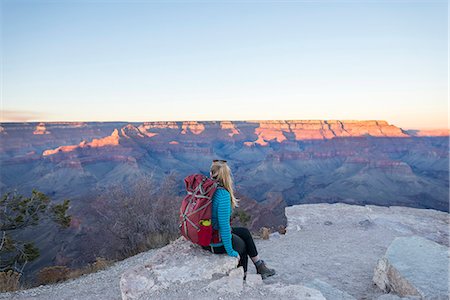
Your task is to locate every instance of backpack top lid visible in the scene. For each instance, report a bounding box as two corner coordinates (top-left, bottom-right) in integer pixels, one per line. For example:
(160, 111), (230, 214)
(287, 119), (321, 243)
(184, 173), (218, 198)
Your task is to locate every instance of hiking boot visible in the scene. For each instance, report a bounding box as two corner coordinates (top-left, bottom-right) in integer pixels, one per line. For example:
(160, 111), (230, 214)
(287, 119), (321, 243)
(256, 260), (276, 279)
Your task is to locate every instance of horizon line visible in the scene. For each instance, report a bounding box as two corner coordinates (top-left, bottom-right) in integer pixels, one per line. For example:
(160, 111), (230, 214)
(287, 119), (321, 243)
(0, 119), (448, 131)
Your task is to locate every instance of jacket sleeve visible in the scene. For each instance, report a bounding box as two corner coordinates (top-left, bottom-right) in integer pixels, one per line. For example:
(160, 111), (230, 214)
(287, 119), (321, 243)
(216, 189), (239, 257)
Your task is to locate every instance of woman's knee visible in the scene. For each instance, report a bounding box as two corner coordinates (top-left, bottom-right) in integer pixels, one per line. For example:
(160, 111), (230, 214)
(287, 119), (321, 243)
(233, 227), (252, 239)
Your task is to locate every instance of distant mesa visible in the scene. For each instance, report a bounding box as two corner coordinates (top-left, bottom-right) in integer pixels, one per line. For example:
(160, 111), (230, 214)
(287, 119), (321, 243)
(142, 121), (179, 130)
(181, 121), (205, 135)
(89, 128), (121, 147)
(220, 121), (240, 137)
(137, 128), (158, 138)
(243, 120), (409, 147)
(121, 124), (145, 138)
(138, 123), (166, 137)
(43, 129), (121, 156)
(33, 122), (51, 135)
(43, 144), (79, 156)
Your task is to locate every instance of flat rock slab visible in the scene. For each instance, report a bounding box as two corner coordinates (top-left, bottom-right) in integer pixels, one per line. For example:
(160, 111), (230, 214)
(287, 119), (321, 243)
(120, 236), (238, 299)
(305, 278), (357, 300)
(376, 294), (421, 300)
(265, 283), (326, 300)
(202, 267), (244, 294)
(373, 236), (449, 299)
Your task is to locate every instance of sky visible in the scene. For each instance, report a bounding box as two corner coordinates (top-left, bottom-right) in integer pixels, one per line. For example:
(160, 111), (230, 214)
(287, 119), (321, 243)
(1, 0), (448, 130)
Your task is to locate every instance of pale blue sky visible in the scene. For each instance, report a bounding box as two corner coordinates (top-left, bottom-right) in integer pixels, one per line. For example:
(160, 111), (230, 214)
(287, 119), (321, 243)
(1, 0), (448, 129)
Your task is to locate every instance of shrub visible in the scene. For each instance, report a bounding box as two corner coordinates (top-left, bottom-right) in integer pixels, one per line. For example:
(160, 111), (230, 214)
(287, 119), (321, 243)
(231, 209), (252, 226)
(67, 257), (114, 280)
(0, 270), (21, 292)
(260, 227), (270, 240)
(238, 210), (251, 225)
(36, 266), (70, 285)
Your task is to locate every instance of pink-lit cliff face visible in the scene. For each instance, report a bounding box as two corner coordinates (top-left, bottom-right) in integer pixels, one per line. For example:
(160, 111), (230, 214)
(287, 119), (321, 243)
(34, 120), (447, 157)
(243, 120), (410, 146)
(220, 121), (240, 137)
(43, 129), (121, 156)
(137, 121), (180, 138)
(180, 121), (205, 135)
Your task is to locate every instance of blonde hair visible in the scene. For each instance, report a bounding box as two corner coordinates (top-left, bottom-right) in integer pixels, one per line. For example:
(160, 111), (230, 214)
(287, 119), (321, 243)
(210, 161), (239, 208)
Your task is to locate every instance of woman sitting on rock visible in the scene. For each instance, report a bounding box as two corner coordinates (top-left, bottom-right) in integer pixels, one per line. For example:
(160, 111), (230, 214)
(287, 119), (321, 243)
(201, 159), (276, 280)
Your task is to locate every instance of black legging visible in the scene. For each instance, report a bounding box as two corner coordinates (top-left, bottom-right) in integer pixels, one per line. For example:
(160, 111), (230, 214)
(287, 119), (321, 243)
(202, 226), (258, 272)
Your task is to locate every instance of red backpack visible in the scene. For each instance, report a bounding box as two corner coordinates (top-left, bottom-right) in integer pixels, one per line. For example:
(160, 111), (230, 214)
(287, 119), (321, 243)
(179, 174), (222, 246)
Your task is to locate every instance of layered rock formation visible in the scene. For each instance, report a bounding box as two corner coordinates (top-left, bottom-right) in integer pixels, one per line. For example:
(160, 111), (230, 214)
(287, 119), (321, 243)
(373, 236), (449, 299)
(19, 120), (445, 162)
(42, 129), (122, 156)
(220, 121), (240, 137)
(181, 121), (205, 135)
(245, 120), (409, 145)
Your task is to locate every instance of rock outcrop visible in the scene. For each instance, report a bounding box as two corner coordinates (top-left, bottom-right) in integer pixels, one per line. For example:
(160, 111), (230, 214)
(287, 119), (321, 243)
(119, 236), (327, 300)
(373, 236), (449, 299)
(304, 279), (357, 300)
(180, 121), (205, 135)
(120, 237), (239, 299)
(42, 129), (122, 156)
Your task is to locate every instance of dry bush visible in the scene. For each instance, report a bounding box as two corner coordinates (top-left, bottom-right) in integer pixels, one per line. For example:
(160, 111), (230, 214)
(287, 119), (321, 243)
(36, 266), (70, 285)
(260, 227), (271, 240)
(91, 172), (182, 260)
(67, 257), (114, 280)
(0, 270), (21, 292)
(89, 257), (111, 271)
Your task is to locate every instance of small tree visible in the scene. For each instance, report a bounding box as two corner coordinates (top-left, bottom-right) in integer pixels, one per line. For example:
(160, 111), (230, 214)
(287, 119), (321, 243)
(0, 189), (71, 276)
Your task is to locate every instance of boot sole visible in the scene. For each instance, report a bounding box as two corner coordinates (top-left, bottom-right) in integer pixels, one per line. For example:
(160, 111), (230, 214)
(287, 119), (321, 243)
(260, 271), (276, 279)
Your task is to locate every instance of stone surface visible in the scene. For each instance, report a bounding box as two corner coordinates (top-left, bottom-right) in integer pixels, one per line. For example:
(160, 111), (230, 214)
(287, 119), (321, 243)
(269, 231), (282, 239)
(304, 278), (357, 300)
(202, 266), (244, 295)
(376, 294), (421, 300)
(245, 274), (263, 288)
(260, 203), (449, 299)
(373, 236), (449, 299)
(265, 282), (326, 299)
(120, 236), (238, 299)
